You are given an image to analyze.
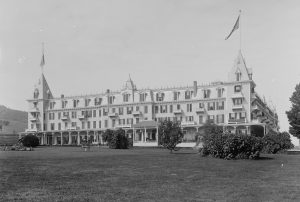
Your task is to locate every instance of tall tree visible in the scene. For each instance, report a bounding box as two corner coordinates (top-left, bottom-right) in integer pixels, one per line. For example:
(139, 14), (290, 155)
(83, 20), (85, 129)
(286, 83), (300, 139)
(158, 120), (183, 153)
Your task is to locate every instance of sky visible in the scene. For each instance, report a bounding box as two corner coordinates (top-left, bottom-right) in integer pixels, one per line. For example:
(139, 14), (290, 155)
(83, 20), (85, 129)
(1, 0), (300, 144)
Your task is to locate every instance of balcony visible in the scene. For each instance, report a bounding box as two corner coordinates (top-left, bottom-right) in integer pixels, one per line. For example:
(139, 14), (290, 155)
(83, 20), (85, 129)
(132, 111), (141, 116)
(173, 109), (183, 114)
(67, 126), (77, 130)
(181, 121), (196, 126)
(195, 108), (205, 113)
(231, 93), (244, 99)
(29, 107), (39, 113)
(108, 112), (118, 117)
(228, 118), (246, 124)
(26, 129), (38, 132)
(30, 117), (37, 122)
(78, 115), (86, 120)
(116, 124), (132, 128)
(232, 105), (243, 110)
(61, 116), (69, 121)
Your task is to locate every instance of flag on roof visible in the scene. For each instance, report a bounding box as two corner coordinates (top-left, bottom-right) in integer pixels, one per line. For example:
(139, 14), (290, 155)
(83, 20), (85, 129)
(225, 15), (240, 40)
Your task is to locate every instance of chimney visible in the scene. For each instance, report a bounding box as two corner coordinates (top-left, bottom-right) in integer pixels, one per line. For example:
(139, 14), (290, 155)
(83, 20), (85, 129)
(193, 81), (197, 97)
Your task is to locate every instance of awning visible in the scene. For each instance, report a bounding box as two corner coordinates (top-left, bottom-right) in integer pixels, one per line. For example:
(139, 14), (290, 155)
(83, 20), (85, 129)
(133, 120), (158, 128)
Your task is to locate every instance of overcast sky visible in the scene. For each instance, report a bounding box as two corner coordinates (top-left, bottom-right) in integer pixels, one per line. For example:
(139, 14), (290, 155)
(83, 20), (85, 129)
(1, 0), (300, 144)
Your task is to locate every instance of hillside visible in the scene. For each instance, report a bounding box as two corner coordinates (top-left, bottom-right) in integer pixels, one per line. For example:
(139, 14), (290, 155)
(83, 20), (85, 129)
(0, 105), (27, 134)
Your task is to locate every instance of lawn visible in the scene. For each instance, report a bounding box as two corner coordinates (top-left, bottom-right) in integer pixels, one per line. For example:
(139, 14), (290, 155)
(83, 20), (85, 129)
(1, 147), (300, 202)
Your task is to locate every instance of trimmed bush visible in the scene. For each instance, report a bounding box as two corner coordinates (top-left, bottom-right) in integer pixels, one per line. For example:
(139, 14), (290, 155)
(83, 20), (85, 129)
(103, 129), (129, 149)
(20, 134), (39, 147)
(262, 131), (294, 154)
(202, 133), (263, 160)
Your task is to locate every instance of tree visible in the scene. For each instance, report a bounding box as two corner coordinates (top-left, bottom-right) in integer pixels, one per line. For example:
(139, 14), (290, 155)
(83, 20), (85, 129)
(103, 129), (129, 149)
(286, 83), (300, 139)
(158, 120), (184, 153)
(199, 121), (223, 135)
(20, 134), (39, 147)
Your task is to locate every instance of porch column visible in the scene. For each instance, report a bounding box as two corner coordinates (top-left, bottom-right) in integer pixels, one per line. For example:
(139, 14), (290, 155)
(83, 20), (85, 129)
(54, 134), (57, 145)
(133, 128), (136, 142)
(87, 131), (90, 142)
(144, 128), (147, 142)
(60, 132), (63, 146)
(156, 126), (159, 143)
(68, 132), (72, 145)
(246, 126), (250, 135)
(52, 133), (55, 145)
(94, 131), (96, 143)
(77, 132), (80, 145)
(233, 126), (237, 135)
(100, 132), (103, 145)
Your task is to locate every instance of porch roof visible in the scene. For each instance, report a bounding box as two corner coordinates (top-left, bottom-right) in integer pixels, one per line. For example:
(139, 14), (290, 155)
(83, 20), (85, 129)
(133, 120), (158, 128)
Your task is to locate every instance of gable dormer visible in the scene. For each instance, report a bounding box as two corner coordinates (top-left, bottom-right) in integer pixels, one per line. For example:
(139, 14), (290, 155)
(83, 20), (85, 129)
(228, 50), (253, 82)
(33, 73), (53, 100)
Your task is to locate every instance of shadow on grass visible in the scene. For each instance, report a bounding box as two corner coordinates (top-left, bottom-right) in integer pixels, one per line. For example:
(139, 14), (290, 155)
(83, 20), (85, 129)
(173, 152), (198, 155)
(255, 156), (274, 160)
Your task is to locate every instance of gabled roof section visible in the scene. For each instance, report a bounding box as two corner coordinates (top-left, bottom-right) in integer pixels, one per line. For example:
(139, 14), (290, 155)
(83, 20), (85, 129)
(33, 73), (53, 100)
(228, 50), (253, 82)
(122, 75), (137, 91)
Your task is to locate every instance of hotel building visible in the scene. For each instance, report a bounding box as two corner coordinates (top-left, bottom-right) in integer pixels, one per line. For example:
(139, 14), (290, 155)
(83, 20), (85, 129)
(21, 51), (279, 147)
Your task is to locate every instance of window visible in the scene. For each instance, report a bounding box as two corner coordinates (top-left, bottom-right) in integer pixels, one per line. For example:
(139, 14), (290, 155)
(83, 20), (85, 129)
(217, 101), (224, 110)
(156, 92), (165, 102)
(185, 116), (193, 122)
(94, 98), (102, 106)
(71, 111), (77, 119)
(51, 123), (55, 131)
(72, 122), (76, 127)
(187, 104), (192, 112)
(144, 106), (148, 113)
(208, 102), (215, 111)
(185, 91), (193, 99)
(177, 104), (181, 110)
(123, 94), (130, 102)
(203, 89), (211, 98)
(233, 98), (243, 105)
(99, 121), (101, 128)
(119, 107), (124, 115)
(160, 105), (167, 113)
(58, 123), (61, 130)
(105, 120), (108, 128)
(82, 122), (85, 129)
(73, 100), (79, 108)
(236, 72), (242, 81)
(50, 102), (55, 109)
(199, 103), (204, 109)
(87, 110), (92, 118)
(58, 112), (61, 119)
(112, 119), (116, 127)
(199, 116), (204, 124)
(127, 107), (133, 114)
(64, 122), (68, 129)
(217, 114), (224, 123)
(85, 99), (91, 107)
(93, 121), (96, 128)
(209, 115), (214, 122)
(103, 108), (108, 116)
(240, 112), (246, 119)
(112, 108), (116, 113)
(139, 93), (147, 102)
(87, 121), (90, 129)
(127, 118), (133, 124)
(108, 96), (114, 104)
(169, 105), (173, 113)
(136, 106), (139, 111)
(173, 92), (180, 101)
(234, 85), (242, 93)
(99, 110), (102, 117)
(136, 118), (139, 124)
(154, 106), (159, 114)
(62, 100), (67, 108)
(217, 88), (224, 98)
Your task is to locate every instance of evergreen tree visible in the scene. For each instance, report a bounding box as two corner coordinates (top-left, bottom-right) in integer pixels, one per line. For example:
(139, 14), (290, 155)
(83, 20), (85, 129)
(286, 83), (300, 139)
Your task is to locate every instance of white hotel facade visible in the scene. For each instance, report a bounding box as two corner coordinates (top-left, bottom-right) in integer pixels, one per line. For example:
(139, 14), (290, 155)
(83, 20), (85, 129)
(21, 51), (279, 147)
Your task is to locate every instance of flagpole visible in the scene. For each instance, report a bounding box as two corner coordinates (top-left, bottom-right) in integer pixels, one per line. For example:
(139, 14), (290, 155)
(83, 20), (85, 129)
(41, 42), (44, 74)
(239, 10), (242, 52)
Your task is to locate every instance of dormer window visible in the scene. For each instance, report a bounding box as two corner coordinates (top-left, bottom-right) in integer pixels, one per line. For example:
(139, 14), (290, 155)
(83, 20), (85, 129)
(123, 94), (130, 102)
(62, 100), (68, 109)
(217, 88), (224, 98)
(33, 89), (39, 99)
(94, 98), (102, 106)
(156, 92), (165, 102)
(49, 102), (56, 109)
(203, 89), (211, 99)
(85, 98), (91, 107)
(173, 91), (180, 101)
(108, 96), (115, 104)
(234, 85), (242, 93)
(185, 91), (193, 100)
(139, 93), (147, 102)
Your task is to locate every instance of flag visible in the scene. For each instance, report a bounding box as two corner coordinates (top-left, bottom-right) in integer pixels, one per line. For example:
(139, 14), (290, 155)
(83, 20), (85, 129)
(40, 54), (45, 67)
(225, 15), (240, 40)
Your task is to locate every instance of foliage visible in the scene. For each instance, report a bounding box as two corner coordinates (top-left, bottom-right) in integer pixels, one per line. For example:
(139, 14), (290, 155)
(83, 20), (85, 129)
(199, 121), (223, 135)
(103, 129), (129, 149)
(158, 120), (184, 153)
(19, 134), (39, 147)
(262, 131), (294, 154)
(202, 132), (263, 160)
(286, 83), (300, 139)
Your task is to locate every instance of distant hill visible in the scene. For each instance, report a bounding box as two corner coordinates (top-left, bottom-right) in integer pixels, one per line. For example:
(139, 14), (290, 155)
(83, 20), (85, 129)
(0, 105), (27, 134)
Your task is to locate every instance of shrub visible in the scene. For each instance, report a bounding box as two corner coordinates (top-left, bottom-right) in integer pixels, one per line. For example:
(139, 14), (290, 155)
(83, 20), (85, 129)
(103, 129), (129, 149)
(202, 133), (263, 160)
(20, 134), (39, 147)
(262, 131), (294, 154)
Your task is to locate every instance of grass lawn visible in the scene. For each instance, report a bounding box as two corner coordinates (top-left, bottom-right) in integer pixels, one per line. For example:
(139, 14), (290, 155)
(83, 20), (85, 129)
(1, 147), (300, 202)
